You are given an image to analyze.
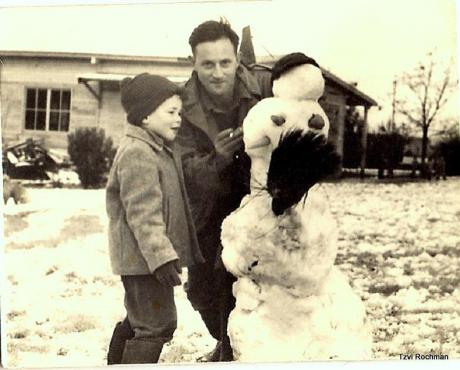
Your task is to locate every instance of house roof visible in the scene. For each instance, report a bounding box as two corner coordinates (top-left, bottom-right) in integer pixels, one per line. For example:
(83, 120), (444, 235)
(0, 50), (191, 65)
(321, 69), (378, 107)
(1, 50), (377, 107)
(256, 56), (378, 108)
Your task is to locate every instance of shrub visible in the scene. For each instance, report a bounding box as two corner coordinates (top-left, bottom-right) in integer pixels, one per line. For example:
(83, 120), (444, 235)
(67, 128), (116, 188)
(437, 135), (460, 176)
(366, 131), (407, 176)
(342, 107), (364, 168)
(343, 129), (362, 168)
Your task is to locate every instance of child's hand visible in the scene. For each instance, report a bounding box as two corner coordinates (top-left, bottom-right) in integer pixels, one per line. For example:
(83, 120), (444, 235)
(154, 260), (182, 287)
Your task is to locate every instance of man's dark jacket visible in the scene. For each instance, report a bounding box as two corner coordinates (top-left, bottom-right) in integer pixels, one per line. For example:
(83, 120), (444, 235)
(176, 64), (272, 238)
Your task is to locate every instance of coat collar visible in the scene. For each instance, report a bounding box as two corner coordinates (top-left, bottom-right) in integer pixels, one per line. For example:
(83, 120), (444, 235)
(181, 64), (263, 139)
(125, 124), (166, 152)
(125, 124), (182, 170)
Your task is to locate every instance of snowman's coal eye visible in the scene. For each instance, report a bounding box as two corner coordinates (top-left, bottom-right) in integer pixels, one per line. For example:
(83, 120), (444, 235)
(271, 115), (286, 126)
(308, 114), (325, 130)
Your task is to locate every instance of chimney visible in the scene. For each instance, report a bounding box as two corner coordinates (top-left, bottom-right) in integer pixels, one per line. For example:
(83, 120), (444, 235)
(239, 26), (256, 66)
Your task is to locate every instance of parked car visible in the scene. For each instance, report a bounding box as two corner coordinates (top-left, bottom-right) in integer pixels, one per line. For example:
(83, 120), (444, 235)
(2, 139), (63, 180)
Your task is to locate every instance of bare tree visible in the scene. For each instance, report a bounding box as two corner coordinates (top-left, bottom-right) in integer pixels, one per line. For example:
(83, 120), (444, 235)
(397, 52), (458, 167)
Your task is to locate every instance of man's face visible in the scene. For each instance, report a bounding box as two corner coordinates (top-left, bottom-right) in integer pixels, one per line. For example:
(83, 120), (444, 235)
(193, 38), (238, 99)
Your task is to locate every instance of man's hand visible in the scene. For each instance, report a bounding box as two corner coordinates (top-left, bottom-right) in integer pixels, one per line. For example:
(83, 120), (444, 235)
(213, 128), (243, 161)
(154, 260), (182, 287)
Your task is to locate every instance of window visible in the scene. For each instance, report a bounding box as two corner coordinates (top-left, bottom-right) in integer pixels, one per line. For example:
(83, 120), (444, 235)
(25, 88), (71, 132)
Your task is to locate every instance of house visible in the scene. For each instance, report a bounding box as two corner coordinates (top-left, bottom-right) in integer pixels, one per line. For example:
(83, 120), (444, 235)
(0, 50), (377, 171)
(0, 51), (192, 150)
(401, 136), (434, 167)
(404, 137), (430, 158)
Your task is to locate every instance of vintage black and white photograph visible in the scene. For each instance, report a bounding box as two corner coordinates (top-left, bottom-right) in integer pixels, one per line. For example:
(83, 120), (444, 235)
(0, 0), (459, 368)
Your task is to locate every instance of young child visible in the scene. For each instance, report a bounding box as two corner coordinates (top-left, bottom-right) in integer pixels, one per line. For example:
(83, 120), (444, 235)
(106, 73), (204, 364)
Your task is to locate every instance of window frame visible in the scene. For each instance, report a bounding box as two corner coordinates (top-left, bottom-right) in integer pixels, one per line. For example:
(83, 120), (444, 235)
(24, 87), (72, 133)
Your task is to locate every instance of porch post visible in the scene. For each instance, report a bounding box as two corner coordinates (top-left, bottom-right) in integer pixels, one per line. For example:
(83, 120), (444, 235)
(360, 105), (369, 179)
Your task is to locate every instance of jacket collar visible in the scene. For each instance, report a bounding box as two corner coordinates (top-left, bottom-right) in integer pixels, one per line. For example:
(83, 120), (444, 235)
(181, 64), (262, 139)
(125, 124), (166, 152)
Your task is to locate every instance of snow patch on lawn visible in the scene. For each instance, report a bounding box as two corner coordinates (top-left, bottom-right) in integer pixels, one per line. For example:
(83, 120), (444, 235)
(2, 179), (460, 366)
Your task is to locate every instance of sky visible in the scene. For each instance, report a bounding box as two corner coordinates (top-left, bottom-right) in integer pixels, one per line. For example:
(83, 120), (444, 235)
(0, 0), (459, 130)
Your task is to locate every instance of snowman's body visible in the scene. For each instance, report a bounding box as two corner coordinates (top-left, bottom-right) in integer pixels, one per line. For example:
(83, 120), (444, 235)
(220, 60), (372, 362)
(221, 187), (371, 361)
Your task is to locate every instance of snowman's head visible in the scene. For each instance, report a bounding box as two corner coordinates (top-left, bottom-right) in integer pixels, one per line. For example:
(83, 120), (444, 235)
(271, 52), (325, 101)
(242, 52), (340, 216)
(242, 99), (330, 155)
(244, 53), (329, 153)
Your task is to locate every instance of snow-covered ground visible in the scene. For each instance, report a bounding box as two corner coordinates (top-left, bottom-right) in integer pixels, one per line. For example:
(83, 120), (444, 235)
(2, 178), (460, 367)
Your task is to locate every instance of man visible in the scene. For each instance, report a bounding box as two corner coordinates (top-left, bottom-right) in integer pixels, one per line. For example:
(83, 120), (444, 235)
(176, 19), (271, 361)
(106, 19), (271, 364)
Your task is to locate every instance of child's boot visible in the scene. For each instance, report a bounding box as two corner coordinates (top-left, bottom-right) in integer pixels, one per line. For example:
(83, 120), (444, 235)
(107, 319), (134, 364)
(121, 339), (163, 364)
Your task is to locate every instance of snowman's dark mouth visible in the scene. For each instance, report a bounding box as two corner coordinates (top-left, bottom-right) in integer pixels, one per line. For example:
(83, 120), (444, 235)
(267, 130), (341, 216)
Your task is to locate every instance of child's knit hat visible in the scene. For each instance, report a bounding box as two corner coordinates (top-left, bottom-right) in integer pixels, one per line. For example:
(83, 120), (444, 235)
(120, 73), (181, 125)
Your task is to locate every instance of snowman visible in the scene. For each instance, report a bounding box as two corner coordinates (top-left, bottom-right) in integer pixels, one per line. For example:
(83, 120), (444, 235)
(221, 53), (372, 362)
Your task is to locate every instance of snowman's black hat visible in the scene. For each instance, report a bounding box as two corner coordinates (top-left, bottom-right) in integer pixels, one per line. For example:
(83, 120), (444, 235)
(271, 52), (320, 85)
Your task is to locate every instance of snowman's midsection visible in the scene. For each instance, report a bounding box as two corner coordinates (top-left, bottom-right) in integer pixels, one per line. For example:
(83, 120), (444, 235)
(230, 279), (332, 344)
(230, 268), (363, 338)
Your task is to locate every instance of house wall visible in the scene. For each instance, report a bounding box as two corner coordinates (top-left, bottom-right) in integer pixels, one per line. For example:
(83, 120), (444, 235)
(98, 88), (126, 144)
(1, 57), (99, 148)
(0, 55), (192, 149)
(1, 55), (351, 158)
(96, 59), (191, 78)
(321, 84), (347, 158)
(404, 137), (432, 157)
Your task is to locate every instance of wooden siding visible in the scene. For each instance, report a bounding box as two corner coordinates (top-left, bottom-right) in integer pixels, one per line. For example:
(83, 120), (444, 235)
(96, 59), (192, 80)
(1, 54), (352, 156)
(99, 89), (125, 145)
(0, 56), (192, 149)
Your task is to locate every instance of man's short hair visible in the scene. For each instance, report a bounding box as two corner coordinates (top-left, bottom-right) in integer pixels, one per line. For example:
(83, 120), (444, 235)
(189, 19), (239, 55)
